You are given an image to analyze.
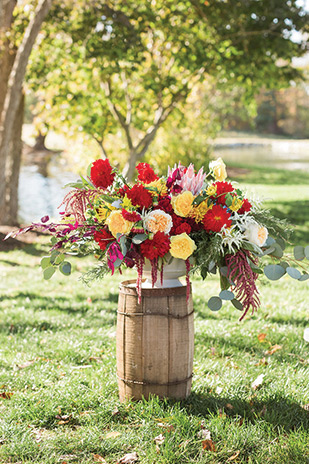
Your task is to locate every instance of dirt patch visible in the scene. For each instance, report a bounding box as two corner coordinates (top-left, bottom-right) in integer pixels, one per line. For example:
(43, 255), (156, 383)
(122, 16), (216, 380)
(227, 166), (252, 179)
(0, 226), (43, 251)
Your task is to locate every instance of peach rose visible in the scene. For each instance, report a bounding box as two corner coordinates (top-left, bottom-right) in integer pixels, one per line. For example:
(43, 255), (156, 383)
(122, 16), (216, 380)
(106, 210), (133, 237)
(144, 209), (172, 234)
(170, 233), (197, 260)
(244, 222), (268, 247)
(171, 191), (194, 217)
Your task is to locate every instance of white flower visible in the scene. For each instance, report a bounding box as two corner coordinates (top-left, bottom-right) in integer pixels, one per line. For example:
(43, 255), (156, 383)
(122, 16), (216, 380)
(243, 222), (268, 247)
(220, 225), (244, 254)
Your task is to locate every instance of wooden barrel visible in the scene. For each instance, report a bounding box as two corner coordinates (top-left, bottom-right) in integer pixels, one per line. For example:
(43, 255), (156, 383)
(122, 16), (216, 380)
(116, 280), (194, 401)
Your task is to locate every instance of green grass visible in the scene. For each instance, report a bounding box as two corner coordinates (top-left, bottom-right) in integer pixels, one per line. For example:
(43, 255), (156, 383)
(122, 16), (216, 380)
(0, 164), (309, 464)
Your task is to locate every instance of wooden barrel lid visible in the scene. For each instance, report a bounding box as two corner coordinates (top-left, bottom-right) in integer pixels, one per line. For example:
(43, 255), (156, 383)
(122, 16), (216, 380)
(119, 279), (191, 297)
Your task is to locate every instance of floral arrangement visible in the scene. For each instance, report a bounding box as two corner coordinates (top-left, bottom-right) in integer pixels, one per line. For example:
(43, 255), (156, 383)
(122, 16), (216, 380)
(10, 157), (309, 320)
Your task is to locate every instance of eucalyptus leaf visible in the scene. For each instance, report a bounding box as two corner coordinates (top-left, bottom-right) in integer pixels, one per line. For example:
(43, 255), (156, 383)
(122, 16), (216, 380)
(132, 234), (147, 244)
(294, 246), (305, 261)
(220, 266), (228, 276)
(299, 273), (309, 281)
(60, 261), (72, 276)
(265, 236), (276, 246)
(264, 264), (286, 281)
(276, 237), (286, 251)
(262, 246), (276, 256)
(40, 256), (51, 270)
(286, 267), (302, 280)
(50, 250), (60, 264)
(231, 299), (243, 311)
(305, 246), (309, 260)
(219, 290), (234, 301)
(54, 254), (65, 265)
(271, 243), (284, 259)
(208, 296), (222, 311)
(43, 266), (56, 280)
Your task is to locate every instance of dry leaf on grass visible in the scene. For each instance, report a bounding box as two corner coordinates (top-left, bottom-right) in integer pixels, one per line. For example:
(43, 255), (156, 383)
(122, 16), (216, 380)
(154, 434), (165, 445)
(251, 374), (265, 390)
(93, 454), (107, 463)
(255, 357), (268, 366)
(227, 450), (241, 461)
(202, 439), (216, 452)
(265, 344), (282, 355)
(0, 392), (14, 399)
(17, 360), (35, 369)
(257, 333), (267, 342)
(117, 452), (138, 463)
(105, 431), (121, 439)
(225, 403), (234, 410)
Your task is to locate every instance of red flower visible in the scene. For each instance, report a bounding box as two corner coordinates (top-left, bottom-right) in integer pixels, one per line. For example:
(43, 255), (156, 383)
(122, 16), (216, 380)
(238, 198), (252, 214)
(214, 181), (234, 205)
(155, 196), (173, 214)
(94, 228), (114, 251)
(140, 232), (170, 260)
(170, 212), (183, 235)
(175, 222), (192, 235)
(126, 184), (153, 209)
(90, 159), (115, 189)
(136, 162), (159, 184)
(203, 205), (232, 232)
(121, 209), (141, 222)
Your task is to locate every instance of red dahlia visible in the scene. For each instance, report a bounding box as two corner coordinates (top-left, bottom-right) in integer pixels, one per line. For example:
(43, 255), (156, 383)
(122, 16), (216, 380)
(136, 162), (159, 184)
(121, 209), (141, 222)
(238, 198), (252, 214)
(203, 205), (232, 232)
(175, 222), (192, 235)
(214, 181), (234, 205)
(126, 184), (153, 209)
(140, 232), (170, 260)
(94, 228), (114, 251)
(155, 196), (173, 214)
(90, 159), (115, 189)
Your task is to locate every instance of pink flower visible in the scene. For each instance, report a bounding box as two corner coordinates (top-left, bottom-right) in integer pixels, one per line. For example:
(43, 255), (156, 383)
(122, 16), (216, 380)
(107, 243), (124, 275)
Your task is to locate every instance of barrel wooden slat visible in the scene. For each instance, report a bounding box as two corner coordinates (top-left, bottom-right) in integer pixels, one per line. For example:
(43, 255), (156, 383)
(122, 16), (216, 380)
(116, 280), (194, 401)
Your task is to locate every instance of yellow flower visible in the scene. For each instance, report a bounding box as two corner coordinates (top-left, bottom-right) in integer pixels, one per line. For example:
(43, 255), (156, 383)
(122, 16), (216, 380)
(190, 200), (213, 223)
(170, 233), (197, 260)
(122, 194), (133, 210)
(206, 184), (217, 196)
(230, 197), (243, 212)
(171, 191), (194, 217)
(106, 210), (134, 237)
(209, 157), (227, 181)
(96, 203), (115, 222)
(144, 209), (172, 234)
(146, 179), (168, 196)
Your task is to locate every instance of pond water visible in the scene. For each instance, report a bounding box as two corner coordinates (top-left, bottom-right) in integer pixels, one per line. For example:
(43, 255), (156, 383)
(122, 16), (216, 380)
(18, 138), (309, 223)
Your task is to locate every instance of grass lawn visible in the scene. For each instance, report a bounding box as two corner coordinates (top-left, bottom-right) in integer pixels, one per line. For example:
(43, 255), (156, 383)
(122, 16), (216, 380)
(0, 164), (308, 464)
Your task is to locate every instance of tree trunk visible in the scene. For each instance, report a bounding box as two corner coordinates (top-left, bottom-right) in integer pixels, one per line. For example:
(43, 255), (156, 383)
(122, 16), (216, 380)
(33, 132), (47, 151)
(122, 148), (139, 181)
(0, 0), (52, 225)
(5, 93), (24, 225)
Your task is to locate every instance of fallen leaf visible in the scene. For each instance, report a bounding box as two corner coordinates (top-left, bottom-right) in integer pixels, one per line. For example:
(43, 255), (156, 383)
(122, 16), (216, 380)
(154, 434), (165, 445)
(215, 386), (223, 394)
(265, 344), (282, 355)
(302, 404), (309, 411)
(117, 451), (138, 463)
(255, 357), (268, 366)
(227, 450), (240, 461)
(238, 418), (244, 427)
(0, 392), (14, 399)
(105, 431), (121, 439)
(93, 454), (107, 463)
(198, 429), (211, 440)
(225, 403), (234, 410)
(112, 407), (121, 417)
(89, 356), (103, 363)
(257, 333), (267, 342)
(86, 297), (92, 303)
(157, 422), (174, 432)
(17, 360), (35, 369)
(251, 374), (265, 390)
(202, 439), (216, 452)
(210, 347), (216, 356)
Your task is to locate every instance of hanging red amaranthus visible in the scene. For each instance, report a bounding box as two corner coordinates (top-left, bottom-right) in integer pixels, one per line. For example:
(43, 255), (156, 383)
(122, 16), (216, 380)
(59, 189), (96, 223)
(226, 250), (260, 321)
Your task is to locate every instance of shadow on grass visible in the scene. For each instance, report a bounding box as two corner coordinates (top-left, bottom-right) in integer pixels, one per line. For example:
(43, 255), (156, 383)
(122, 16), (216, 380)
(183, 392), (309, 432)
(229, 163), (309, 186)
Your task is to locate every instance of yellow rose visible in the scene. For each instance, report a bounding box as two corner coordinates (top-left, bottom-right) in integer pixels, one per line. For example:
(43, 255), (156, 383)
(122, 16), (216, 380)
(171, 191), (194, 217)
(170, 233), (197, 260)
(209, 157), (227, 181)
(106, 210), (133, 237)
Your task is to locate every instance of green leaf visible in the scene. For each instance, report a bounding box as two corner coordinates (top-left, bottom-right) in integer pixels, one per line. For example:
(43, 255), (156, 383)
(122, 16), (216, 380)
(264, 264), (286, 281)
(40, 256), (51, 270)
(43, 266), (56, 280)
(262, 246), (276, 256)
(54, 254), (65, 265)
(286, 267), (302, 280)
(299, 273), (309, 281)
(265, 236), (276, 246)
(208, 296), (222, 311)
(294, 246), (305, 261)
(305, 246), (309, 260)
(64, 180), (84, 189)
(132, 234), (147, 244)
(276, 237), (286, 251)
(50, 250), (60, 264)
(219, 290), (234, 300)
(60, 261), (72, 276)
(231, 299), (243, 311)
